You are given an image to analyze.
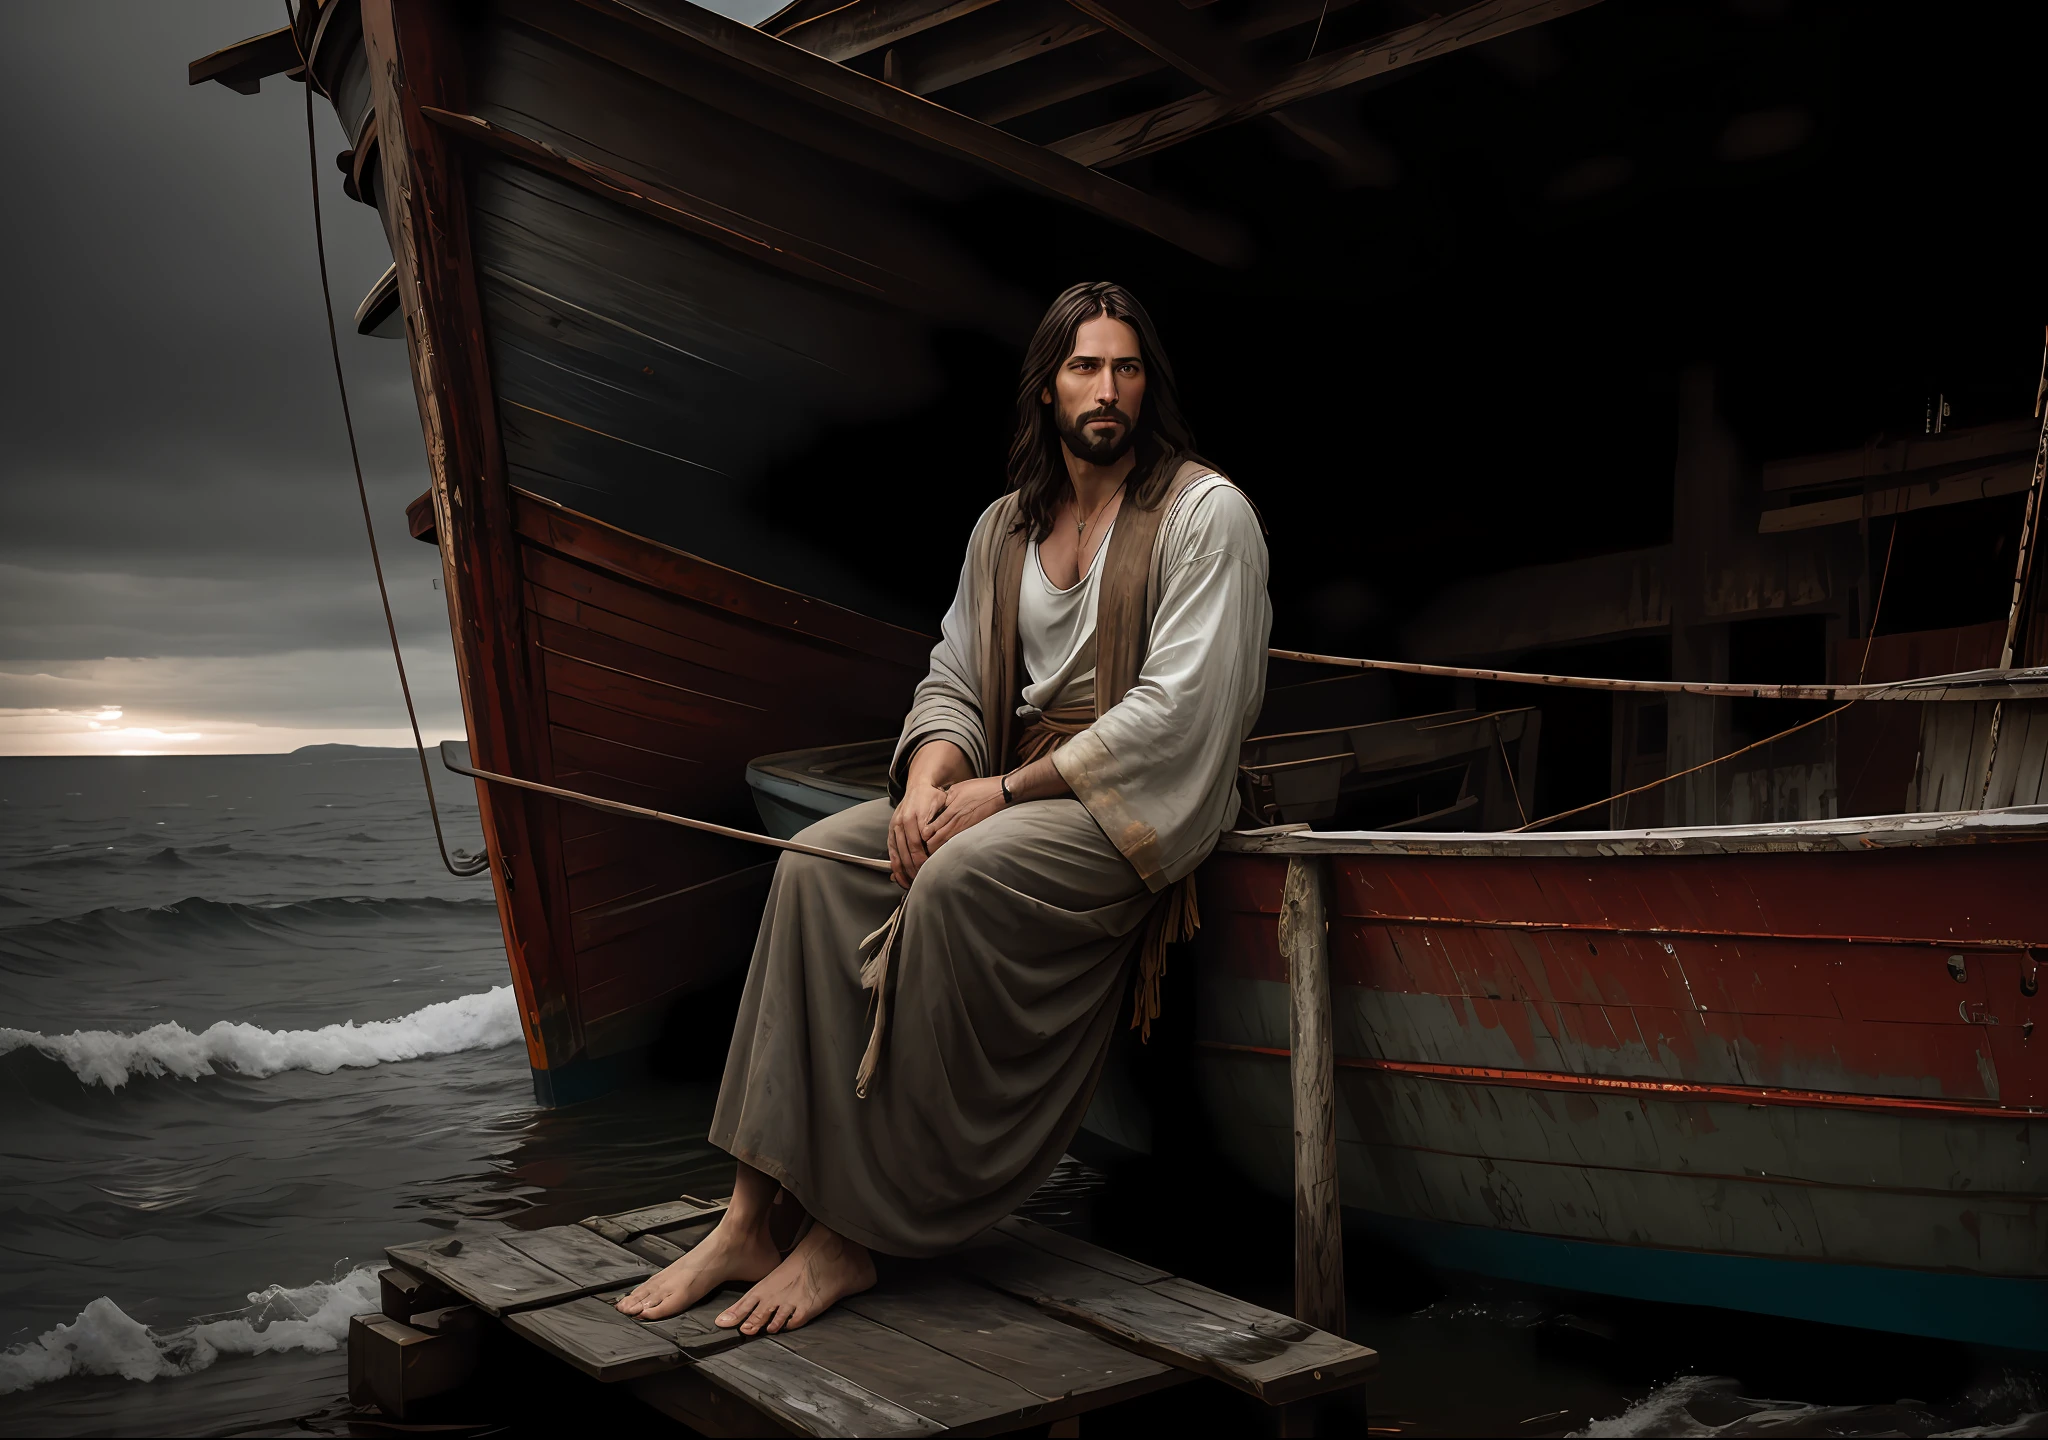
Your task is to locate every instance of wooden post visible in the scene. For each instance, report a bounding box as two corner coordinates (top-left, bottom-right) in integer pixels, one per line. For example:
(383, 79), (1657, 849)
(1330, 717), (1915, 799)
(1280, 854), (1344, 1336)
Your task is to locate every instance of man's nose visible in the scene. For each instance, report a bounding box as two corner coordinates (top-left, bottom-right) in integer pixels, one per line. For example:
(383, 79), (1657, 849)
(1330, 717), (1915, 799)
(1092, 370), (1120, 408)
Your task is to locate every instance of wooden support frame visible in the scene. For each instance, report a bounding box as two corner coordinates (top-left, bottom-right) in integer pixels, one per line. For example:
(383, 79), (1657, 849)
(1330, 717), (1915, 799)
(576, 0), (1250, 264)
(1061, 0), (1392, 184)
(1279, 855), (1345, 1336)
(1053, 0), (1604, 169)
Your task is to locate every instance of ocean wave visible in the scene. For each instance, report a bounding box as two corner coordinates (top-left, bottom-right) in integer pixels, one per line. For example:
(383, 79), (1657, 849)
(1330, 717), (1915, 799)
(0, 1264), (381, 1396)
(0, 985), (521, 1090)
(1574, 1373), (2048, 1437)
(0, 893), (497, 945)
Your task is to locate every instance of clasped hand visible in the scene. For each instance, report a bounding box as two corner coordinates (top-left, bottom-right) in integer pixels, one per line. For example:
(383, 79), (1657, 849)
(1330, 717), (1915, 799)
(886, 776), (1007, 888)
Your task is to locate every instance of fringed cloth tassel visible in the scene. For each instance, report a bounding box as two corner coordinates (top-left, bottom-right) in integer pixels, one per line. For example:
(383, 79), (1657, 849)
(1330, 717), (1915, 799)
(853, 898), (905, 1098)
(1129, 872), (1198, 1042)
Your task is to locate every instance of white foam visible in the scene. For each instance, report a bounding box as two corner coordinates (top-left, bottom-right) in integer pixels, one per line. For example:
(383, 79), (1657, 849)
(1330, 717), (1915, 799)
(0, 1265), (381, 1396)
(0, 986), (521, 1090)
(1577, 1375), (1738, 1437)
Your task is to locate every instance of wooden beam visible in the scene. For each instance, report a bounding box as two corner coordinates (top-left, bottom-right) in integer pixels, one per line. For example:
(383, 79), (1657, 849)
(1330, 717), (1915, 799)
(1760, 417), (2038, 494)
(901, 0), (1365, 122)
(578, 0), (1249, 265)
(1760, 458), (2035, 533)
(776, 0), (1005, 63)
(1279, 856), (1345, 1338)
(1064, 0), (1394, 184)
(187, 25), (299, 94)
(418, 106), (916, 305)
(1053, 0), (1605, 169)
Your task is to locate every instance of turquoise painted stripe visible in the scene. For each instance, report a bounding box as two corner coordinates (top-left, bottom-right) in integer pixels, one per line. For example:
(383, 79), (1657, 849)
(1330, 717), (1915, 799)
(1365, 1211), (2048, 1351)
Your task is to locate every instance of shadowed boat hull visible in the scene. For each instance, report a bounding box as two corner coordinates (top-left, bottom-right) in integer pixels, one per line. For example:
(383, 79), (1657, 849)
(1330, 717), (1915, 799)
(301, 0), (1196, 1099)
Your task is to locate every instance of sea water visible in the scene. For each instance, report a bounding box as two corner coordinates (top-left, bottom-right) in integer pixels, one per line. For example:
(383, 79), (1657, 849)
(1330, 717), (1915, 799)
(0, 749), (2041, 1436)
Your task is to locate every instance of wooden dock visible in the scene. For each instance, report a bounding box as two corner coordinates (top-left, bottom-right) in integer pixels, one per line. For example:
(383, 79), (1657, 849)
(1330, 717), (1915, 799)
(351, 1194), (1376, 1435)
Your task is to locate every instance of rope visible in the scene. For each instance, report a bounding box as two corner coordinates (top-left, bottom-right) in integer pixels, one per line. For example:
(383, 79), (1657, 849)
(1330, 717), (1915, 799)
(1513, 698), (1859, 832)
(300, 63), (486, 878)
(439, 749), (892, 873)
(1268, 648), (1991, 700)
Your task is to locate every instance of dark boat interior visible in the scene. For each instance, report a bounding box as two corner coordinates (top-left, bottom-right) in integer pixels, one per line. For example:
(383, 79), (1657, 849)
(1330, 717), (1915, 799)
(194, 0), (2048, 1097)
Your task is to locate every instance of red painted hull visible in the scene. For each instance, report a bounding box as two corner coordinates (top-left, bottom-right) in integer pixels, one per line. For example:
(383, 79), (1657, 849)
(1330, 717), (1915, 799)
(1189, 825), (2048, 1341)
(1199, 838), (2047, 1109)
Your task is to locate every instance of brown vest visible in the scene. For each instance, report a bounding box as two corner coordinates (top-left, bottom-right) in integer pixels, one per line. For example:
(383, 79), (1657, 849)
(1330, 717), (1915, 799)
(976, 460), (1210, 772)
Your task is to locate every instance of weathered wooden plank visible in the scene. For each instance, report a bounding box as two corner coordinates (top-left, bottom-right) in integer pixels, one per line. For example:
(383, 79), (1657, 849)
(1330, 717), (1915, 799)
(588, 1196), (730, 1239)
(771, 1309), (1049, 1431)
(506, 1294), (687, 1381)
(990, 1217), (1170, 1284)
(347, 1312), (483, 1419)
(950, 1233), (1143, 1302)
(955, 1237), (1372, 1405)
(385, 1236), (588, 1317)
(504, 1224), (655, 1290)
(697, 1336), (947, 1436)
(624, 1232), (688, 1265)
(1281, 855), (1345, 1336)
(1025, 1282), (1375, 1405)
(378, 1260), (457, 1321)
(1052, 0), (1604, 169)
(636, 1285), (757, 1358)
(844, 1268), (1177, 1404)
(634, 1286), (757, 1360)
(583, 0), (1249, 266)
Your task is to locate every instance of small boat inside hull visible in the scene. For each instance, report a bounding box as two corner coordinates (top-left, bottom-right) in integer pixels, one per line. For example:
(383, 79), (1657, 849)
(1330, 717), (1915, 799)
(750, 746), (2048, 1346)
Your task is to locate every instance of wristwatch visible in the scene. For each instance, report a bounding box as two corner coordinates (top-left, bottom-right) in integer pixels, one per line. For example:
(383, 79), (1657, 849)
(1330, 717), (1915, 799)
(1000, 771), (1016, 806)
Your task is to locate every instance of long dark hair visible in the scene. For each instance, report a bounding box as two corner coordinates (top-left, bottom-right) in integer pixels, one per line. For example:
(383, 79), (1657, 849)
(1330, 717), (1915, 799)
(1006, 281), (1204, 541)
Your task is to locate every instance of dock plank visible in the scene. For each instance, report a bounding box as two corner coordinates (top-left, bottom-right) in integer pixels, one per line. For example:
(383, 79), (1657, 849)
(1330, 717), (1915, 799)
(625, 1232), (689, 1266)
(991, 1217), (1171, 1284)
(504, 1224), (653, 1291)
(587, 1197), (729, 1239)
(385, 1237), (588, 1317)
(845, 1268), (1178, 1406)
(506, 1295), (685, 1382)
(698, 1337), (947, 1436)
(771, 1308), (1049, 1431)
(954, 1238), (1374, 1404)
(635, 1285), (756, 1358)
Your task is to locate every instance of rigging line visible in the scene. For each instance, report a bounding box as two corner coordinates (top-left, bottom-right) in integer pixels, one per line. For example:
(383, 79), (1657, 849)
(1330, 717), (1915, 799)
(1514, 698), (1860, 833)
(1856, 519), (1900, 684)
(1493, 717), (1529, 827)
(1839, 517), (1901, 806)
(300, 66), (487, 878)
(1979, 327), (2048, 806)
(1306, 0), (1333, 61)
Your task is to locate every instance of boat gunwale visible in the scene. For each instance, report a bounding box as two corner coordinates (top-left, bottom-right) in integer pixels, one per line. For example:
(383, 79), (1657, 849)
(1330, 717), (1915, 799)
(1217, 805), (2048, 858)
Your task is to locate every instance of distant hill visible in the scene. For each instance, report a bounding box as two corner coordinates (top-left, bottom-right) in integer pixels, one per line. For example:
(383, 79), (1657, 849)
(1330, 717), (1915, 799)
(289, 744), (415, 757)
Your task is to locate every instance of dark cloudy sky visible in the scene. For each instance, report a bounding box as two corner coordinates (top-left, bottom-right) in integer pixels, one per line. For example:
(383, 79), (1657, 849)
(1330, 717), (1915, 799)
(0, 0), (772, 755)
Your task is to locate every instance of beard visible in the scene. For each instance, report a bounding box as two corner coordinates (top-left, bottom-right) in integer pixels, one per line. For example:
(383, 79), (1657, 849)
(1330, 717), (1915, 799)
(1054, 404), (1139, 466)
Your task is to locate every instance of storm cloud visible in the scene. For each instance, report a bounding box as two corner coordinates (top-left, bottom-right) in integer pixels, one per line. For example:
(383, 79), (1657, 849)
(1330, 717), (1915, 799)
(0, 0), (770, 753)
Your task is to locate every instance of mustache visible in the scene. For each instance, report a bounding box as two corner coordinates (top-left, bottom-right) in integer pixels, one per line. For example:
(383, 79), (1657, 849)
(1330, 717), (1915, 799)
(1073, 405), (1133, 428)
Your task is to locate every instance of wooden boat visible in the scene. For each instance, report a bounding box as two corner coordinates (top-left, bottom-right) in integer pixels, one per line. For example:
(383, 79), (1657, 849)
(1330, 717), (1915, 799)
(194, 0), (2048, 1345)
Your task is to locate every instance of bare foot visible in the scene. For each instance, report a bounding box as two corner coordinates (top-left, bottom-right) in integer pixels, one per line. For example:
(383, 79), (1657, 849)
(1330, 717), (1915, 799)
(615, 1213), (781, 1320)
(715, 1222), (875, 1335)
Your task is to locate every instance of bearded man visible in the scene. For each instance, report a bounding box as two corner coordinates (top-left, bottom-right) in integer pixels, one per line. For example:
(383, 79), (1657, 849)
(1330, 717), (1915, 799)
(617, 281), (1271, 1334)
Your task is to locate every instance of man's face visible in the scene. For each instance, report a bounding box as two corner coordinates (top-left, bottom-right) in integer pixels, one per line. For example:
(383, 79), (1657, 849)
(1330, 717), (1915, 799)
(1044, 314), (1148, 467)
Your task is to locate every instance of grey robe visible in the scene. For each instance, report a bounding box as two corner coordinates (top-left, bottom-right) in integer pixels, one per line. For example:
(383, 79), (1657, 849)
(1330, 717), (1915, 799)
(709, 473), (1270, 1256)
